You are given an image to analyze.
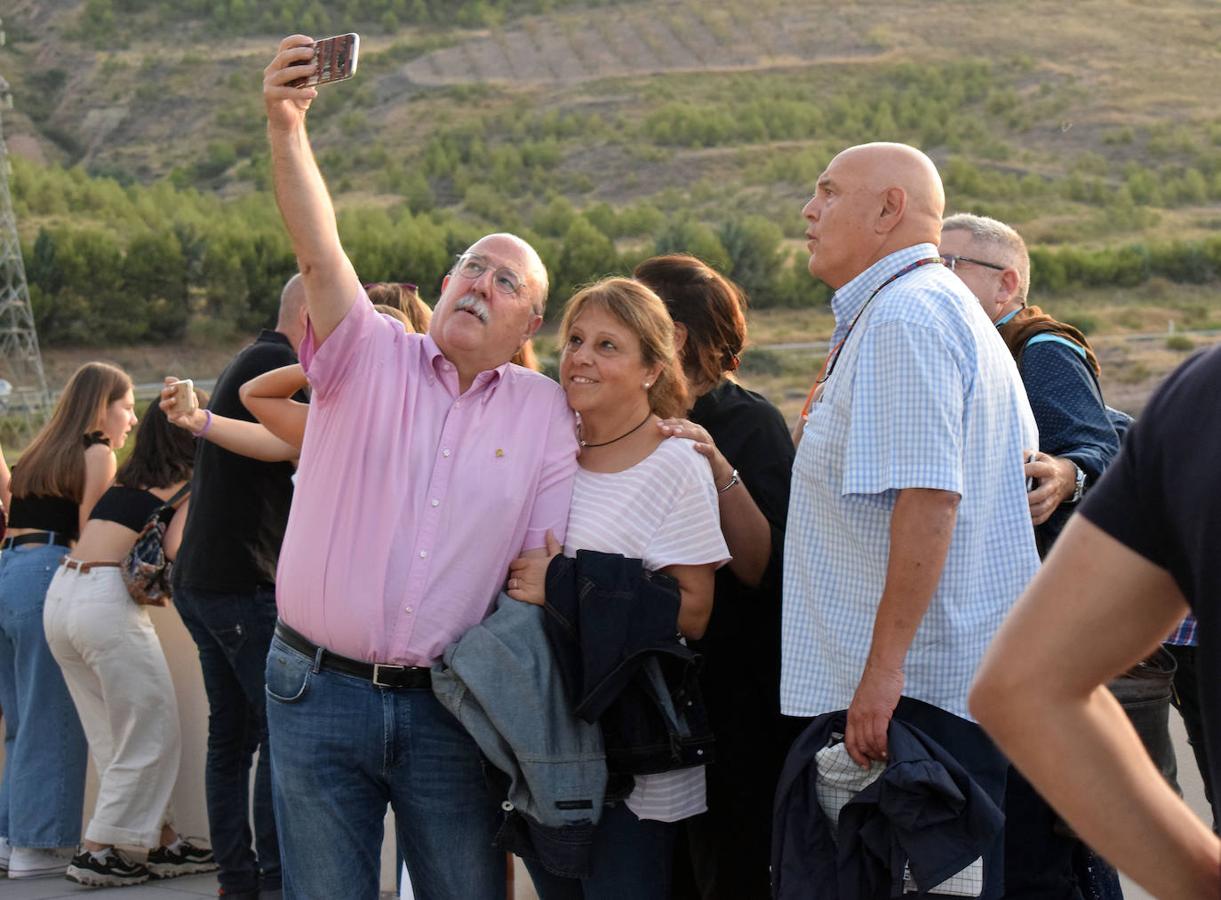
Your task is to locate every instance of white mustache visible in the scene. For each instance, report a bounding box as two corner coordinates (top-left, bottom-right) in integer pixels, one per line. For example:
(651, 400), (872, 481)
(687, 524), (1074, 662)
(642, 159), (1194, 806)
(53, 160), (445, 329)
(455, 294), (490, 323)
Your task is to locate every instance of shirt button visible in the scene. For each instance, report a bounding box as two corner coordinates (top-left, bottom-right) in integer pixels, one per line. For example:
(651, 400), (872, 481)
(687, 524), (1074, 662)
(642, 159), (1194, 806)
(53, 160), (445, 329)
(431, 499), (440, 507)
(442, 449), (451, 457)
(455, 401), (462, 408)
(419, 550), (428, 559)
(404, 606), (413, 614)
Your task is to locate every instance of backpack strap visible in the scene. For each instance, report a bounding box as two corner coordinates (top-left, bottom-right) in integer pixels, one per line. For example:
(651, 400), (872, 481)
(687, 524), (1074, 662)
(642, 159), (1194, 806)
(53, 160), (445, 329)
(165, 484), (192, 509)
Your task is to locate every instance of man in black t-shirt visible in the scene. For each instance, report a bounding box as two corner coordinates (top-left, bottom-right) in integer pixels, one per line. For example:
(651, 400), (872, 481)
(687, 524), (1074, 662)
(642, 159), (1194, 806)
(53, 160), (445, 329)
(173, 276), (306, 900)
(970, 346), (1221, 899)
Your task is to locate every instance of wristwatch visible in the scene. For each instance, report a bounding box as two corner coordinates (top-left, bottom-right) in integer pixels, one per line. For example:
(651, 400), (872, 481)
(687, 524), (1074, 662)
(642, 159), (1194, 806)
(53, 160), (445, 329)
(1067, 462), (1087, 504)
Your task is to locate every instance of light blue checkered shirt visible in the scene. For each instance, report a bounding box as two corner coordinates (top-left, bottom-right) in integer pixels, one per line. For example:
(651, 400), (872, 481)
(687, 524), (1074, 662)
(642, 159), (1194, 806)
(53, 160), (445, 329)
(781, 244), (1040, 721)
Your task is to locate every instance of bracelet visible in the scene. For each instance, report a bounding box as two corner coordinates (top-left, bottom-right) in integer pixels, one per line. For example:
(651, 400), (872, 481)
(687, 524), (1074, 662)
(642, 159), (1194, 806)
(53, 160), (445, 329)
(191, 409), (213, 438)
(717, 469), (740, 494)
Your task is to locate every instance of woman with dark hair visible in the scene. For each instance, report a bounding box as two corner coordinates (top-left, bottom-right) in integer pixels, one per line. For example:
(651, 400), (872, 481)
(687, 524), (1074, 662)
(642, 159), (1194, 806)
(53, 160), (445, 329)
(43, 399), (216, 888)
(633, 254), (795, 900)
(0, 362), (134, 879)
(507, 277), (729, 899)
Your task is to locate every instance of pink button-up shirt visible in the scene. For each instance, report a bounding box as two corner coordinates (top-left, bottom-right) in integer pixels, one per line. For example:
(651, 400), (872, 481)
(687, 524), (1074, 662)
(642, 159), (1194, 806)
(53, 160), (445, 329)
(276, 293), (578, 664)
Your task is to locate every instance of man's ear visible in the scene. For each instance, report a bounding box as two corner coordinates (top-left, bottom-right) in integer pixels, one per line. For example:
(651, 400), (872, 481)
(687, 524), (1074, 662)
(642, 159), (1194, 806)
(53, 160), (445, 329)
(999, 268), (1021, 306)
(876, 187), (908, 234)
(524, 313), (544, 340)
(440, 274), (451, 295)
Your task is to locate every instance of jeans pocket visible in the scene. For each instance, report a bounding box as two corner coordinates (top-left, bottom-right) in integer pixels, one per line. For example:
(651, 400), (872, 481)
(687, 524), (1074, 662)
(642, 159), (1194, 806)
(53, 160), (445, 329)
(265, 642), (313, 704)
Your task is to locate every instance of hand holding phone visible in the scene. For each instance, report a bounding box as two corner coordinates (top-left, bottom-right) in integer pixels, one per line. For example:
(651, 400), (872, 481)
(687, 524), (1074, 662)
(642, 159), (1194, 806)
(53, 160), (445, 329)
(1025, 452), (1039, 492)
(287, 33), (360, 89)
(166, 379), (199, 417)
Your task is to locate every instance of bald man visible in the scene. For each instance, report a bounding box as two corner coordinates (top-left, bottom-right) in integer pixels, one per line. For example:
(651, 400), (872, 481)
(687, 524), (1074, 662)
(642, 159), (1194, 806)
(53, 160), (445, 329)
(262, 38), (578, 899)
(777, 144), (1038, 898)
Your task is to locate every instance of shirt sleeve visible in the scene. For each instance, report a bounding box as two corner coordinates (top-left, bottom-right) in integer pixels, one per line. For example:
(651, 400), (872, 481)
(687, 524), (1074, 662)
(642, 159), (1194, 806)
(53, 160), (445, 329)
(647, 454), (732, 572)
(299, 286), (391, 401)
(1020, 341), (1119, 483)
(842, 320), (965, 496)
(521, 384), (579, 551)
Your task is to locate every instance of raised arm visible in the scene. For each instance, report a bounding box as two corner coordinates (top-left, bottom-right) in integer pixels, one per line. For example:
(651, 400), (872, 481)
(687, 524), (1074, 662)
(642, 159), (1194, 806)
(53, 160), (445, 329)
(263, 35), (360, 343)
(239, 364), (309, 450)
(160, 380), (298, 464)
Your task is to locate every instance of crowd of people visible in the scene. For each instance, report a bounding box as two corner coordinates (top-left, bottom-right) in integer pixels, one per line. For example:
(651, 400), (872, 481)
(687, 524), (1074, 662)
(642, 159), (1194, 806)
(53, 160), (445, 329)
(0, 33), (1216, 900)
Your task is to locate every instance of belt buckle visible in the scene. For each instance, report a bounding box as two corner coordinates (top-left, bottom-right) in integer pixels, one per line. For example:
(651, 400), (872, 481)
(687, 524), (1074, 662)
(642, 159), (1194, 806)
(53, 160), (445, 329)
(372, 663), (405, 687)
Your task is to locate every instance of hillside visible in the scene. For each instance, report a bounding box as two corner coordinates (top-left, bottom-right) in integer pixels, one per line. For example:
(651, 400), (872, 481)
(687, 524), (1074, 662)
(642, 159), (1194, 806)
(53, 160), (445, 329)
(1, 0), (1220, 415)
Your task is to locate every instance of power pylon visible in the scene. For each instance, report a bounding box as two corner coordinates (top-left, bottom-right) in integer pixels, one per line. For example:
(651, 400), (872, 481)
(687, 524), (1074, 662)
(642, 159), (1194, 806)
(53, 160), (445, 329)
(0, 22), (52, 429)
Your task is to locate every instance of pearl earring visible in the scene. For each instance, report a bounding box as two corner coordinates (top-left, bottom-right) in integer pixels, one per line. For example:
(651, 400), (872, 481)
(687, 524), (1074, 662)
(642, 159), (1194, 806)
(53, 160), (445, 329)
(643, 381), (651, 389)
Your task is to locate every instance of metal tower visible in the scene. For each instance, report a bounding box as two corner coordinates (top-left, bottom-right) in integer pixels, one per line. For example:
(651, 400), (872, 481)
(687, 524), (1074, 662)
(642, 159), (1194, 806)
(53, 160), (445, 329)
(0, 22), (52, 424)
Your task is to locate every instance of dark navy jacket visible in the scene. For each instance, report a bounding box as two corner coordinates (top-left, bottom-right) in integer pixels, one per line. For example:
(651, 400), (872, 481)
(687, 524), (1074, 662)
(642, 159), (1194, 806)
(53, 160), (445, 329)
(543, 550), (715, 776)
(771, 711), (1003, 899)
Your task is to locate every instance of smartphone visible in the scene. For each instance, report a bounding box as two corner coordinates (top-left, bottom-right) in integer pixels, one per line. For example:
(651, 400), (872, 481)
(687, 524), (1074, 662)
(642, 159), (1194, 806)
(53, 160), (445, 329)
(167, 379), (198, 417)
(1025, 452), (1038, 492)
(289, 33), (360, 89)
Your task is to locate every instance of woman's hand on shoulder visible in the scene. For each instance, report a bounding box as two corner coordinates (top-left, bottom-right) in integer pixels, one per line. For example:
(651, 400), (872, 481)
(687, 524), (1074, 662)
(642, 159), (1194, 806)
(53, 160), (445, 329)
(656, 418), (732, 485)
(506, 530), (562, 606)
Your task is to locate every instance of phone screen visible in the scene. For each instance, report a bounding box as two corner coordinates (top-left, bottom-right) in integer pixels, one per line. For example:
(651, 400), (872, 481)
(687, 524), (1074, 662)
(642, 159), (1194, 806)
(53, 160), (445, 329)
(290, 33), (360, 88)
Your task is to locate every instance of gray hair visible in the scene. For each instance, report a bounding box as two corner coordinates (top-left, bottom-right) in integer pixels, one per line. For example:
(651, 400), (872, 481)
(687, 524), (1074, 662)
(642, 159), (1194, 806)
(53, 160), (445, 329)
(942, 213), (1030, 304)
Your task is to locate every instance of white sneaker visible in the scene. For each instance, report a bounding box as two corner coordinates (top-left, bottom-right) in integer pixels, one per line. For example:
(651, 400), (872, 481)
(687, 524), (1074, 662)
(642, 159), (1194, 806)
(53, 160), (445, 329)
(0, 836), (10, 872)
(8, 846), (75, 879)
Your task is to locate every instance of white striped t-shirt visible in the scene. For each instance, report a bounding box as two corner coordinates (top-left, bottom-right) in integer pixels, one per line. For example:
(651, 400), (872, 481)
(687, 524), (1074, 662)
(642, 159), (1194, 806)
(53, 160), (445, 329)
(565, 437), (731, 823)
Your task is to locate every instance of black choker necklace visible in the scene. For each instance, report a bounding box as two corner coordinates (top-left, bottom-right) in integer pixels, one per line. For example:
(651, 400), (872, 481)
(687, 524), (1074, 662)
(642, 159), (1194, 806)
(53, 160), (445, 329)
(579, 410), (654, 449)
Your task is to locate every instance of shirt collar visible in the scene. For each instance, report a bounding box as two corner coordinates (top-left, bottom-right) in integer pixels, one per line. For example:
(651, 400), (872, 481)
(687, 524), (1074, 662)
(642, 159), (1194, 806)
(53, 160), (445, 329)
(257, 329), (292, 347)
(830, 243), (941, 345)
(421, 333), (508, 399)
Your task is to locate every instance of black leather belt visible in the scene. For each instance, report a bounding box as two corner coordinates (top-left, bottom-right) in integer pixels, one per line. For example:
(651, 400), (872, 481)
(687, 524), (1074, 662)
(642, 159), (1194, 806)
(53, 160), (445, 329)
(2, 531), (72, 550)
(274, 621), (431, 689)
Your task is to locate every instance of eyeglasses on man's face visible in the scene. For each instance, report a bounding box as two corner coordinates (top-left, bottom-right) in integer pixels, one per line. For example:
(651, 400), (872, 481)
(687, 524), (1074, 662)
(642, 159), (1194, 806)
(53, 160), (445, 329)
(454, 253), (527, 296)
(940, 254), (1006, 273)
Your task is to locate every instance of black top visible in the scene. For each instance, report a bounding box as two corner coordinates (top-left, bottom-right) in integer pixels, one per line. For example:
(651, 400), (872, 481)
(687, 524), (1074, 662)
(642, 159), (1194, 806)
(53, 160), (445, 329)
(173, 330), (300, 592)
(7, 494), (79, 539)
(90, 485), (165, 532)
(688, 381), (795, 761)
(1079, 345), (1221, 827)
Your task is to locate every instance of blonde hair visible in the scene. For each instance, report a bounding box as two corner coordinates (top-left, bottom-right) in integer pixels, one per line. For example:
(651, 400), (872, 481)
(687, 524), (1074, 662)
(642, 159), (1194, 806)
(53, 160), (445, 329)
(374, 303), (414, 331)
(511, 338), (540, 371)
(366, 283), (433, 333)
(12, 362), (131, 502)
(559, 277), (688, 419)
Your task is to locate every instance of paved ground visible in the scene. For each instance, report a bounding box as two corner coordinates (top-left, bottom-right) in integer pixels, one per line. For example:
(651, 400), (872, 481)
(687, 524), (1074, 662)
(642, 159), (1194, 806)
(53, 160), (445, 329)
(4, 716), (1209, 900)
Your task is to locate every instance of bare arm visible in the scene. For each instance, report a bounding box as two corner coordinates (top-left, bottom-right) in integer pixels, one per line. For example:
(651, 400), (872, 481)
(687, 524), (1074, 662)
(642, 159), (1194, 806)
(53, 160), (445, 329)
(0, 444), (10, 511)
(165, 497), (189, 561)
(240, 364), (309, 450)
(661, 562), (716, 640)
(263, 35), (360, 342)
(971, 517), (1220, 899)
(658, 418), (771, 587)
(79, 443), (117, 535)
(846, 487), (959, 766)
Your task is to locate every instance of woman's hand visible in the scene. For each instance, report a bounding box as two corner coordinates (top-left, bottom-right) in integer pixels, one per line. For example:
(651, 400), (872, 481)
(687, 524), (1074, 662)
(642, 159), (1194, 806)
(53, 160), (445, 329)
(506, 531), (562, 606)
(160, 377), (206, 433)
(657, 418), (733, 486)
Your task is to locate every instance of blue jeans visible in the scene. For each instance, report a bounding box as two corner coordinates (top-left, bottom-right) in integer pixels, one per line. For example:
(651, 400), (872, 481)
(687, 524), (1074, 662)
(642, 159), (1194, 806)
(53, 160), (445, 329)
(523, 801), (678, 900)
(264, 634), (505, 900)
(0, 545), (87, 847)
(175, 586), (280, 894)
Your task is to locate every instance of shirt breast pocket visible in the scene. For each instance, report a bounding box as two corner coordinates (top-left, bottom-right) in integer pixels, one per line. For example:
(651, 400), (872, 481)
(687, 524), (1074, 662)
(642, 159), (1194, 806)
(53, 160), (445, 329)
(797, 397), (850, 494)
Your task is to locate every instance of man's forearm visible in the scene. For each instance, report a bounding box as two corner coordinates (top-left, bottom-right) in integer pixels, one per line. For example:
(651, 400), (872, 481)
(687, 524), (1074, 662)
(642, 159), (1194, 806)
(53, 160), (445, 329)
(268, 123), (343, 273)
(868, 487), (959, 669)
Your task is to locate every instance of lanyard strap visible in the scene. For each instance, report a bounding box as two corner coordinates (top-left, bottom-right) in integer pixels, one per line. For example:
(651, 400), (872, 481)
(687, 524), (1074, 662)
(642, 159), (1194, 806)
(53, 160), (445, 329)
(799, 257), (944, 419)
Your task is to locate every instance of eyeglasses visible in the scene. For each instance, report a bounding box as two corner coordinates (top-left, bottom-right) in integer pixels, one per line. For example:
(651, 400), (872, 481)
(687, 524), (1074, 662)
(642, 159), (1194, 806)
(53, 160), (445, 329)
(940, 254), (1006, 272)
(453, 253), (526, 296)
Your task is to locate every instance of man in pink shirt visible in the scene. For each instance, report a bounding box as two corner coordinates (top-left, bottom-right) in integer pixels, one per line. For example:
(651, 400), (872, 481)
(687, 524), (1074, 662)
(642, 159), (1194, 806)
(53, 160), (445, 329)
(262, 37), (578, 900)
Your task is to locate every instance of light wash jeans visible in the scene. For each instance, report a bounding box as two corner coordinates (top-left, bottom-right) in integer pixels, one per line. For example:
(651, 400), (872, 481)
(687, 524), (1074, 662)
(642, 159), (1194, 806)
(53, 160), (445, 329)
(264, 634), (505, 900)
(44, 563), (180, 848)
(0, 544), (87, 847)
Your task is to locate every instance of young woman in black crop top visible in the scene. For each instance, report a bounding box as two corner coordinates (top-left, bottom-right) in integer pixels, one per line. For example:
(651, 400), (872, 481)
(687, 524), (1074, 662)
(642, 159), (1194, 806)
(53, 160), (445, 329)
(0, 362), (134, 879)
(42, 399), (217, 886)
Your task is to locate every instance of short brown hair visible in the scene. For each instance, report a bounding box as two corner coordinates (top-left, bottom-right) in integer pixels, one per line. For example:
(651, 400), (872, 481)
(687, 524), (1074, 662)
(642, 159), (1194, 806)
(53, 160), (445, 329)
(633, 254), (748, 389)
(559, 278), (688, 419)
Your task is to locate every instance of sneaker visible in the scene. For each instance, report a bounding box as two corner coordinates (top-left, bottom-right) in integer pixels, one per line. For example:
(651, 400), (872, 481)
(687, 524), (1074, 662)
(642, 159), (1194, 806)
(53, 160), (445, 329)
(8, 845), (76, 879)
(64, 848), (150, 887)
(146, 837), (217, 879)
(0, 836), (10, 873)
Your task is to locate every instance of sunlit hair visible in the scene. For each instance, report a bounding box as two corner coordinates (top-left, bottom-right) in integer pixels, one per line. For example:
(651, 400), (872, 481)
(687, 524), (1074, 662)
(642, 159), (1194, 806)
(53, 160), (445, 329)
(116, 396), (203, 490)
(12, 362), (132, 502)
(511, 338), (540, 372)
(366, 282), (433, 333)
(633, 254), (749, 390)
(942, 213), (1030, 303)
(373, 303), (414, 331)
(559, 277), (688, 419)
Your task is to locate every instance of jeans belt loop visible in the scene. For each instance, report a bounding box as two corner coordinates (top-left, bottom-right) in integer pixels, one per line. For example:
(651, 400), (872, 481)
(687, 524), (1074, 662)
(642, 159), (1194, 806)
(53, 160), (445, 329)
(311, 646), (325, 675)
(372, 663), (406, 688)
